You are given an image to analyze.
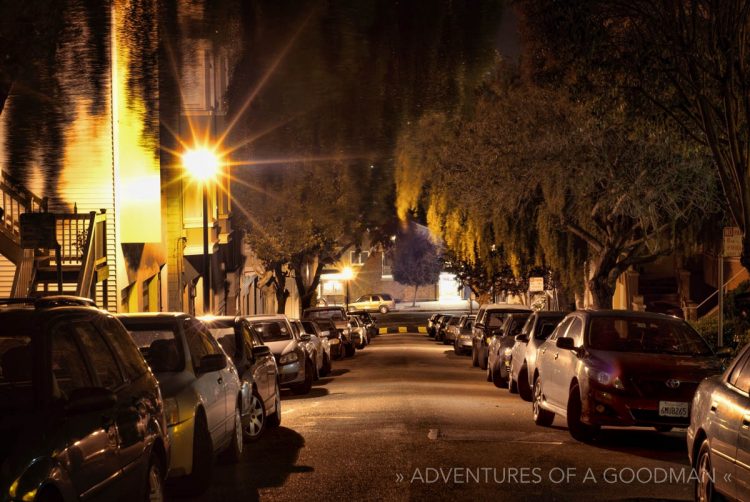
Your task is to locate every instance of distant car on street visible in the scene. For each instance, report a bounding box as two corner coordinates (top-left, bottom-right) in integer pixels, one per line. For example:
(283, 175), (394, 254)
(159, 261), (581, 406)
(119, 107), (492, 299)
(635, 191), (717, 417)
(348, 310), (378, 339)
(453, 314), (476, 355)
(300, 320), (333, 375)
(533, 310), (723, 442)
(347, 293), (396, 314)
(427, 313), (442, 337)
(471, 303), (532, 370)
(310, 318), (346, 360)
(302, 306), (356, 357)
(200, 316), (282, 441)
(442, 315), (462, 344)
(508, 311), (566, 400)
(0, 298), (169, 502)
(348, 315), (368, 349)
(487, 312), (531, 387)
(290, 318), (329, 378)
(118, 312), (243, 493)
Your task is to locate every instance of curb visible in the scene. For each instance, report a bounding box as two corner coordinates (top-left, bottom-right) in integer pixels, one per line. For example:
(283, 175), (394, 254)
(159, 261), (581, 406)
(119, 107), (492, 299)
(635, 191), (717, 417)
(378, 325), (427, 334)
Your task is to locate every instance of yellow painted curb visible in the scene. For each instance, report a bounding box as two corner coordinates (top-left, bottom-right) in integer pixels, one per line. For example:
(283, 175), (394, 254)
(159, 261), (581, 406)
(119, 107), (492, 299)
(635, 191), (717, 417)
(418, 326), (427, 333)
(378, 327), (388, 334)
(398, 326), (407, 333)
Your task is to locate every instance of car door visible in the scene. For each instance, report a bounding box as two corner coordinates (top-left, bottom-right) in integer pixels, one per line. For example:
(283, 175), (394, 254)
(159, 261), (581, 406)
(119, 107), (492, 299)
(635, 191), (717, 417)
(240, 323), (267, 402)
(183, 319), (228, 445)
(537, 317), (572, 406)
(251, 328), (278, 403)
(52, 320), (122, 500)
(550, 317), (583, 410)
(200, 321), (240, 432)
(715, 352), (750, 499)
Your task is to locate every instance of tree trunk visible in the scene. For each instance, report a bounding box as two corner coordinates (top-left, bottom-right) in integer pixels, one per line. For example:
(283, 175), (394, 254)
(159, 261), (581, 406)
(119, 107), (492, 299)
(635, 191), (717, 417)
(588, 274), (614, 309)
(293, 258), (325, 312)
(272, 263), (289, 314)
(586, 252), (618, 310)
(413, 285), (418, 306)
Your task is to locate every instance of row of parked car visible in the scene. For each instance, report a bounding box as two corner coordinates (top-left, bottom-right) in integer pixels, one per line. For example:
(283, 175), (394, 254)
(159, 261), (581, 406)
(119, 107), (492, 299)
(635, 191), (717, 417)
(0, 297), (378, 502)
(429, 303), (750, 501)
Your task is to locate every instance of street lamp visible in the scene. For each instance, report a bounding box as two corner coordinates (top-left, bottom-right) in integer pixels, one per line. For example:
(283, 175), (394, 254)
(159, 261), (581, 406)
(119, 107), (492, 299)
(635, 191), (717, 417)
(183, 147), (220, 314)
(342, 266), (354, 311)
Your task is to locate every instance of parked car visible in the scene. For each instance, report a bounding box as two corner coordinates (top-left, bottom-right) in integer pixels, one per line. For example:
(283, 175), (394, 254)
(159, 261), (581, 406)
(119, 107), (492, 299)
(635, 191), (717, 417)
(348, 310), (378, 340)
(245, 314), (314, 394)
(435, 315), (453, 342)
(0, 297), (169, 502)
(290, 318), (329, 377)
(471, 303), (532, 369)
(532, 310), (723, 442)
(349, 315), (368, 349)
(302, 307), (356, 357)
(300, 320), (333, 376)
(200, 316), (282, 441)
(347, 293), (396, 314)
(453, 315), (476, 355)
(487, 312), (532, 387)
(508, 311), (567, 400)
(443, 315), (464, 345)
(118, 312), (243, 493)
(311, 318), (345, 360)
(427, 313), (442, 338)
(688, 342), (749, 501)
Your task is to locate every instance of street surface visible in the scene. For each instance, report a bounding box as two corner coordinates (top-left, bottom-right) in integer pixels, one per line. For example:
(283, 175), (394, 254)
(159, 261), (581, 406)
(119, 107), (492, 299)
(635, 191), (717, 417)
(178, 332), (695, 501)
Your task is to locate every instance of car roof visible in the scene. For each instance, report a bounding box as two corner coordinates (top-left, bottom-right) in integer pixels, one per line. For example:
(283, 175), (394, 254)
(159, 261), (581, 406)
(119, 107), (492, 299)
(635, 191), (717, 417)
(573, 309), (684, 321)
(117, 312), (188, 319)
(303, 306), (345, 311)
(244, 314), (290, 322)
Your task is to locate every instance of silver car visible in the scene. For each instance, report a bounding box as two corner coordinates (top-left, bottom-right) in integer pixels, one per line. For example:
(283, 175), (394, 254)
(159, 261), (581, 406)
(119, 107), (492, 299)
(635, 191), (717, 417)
(453, 315), (476, 355)
(301, 320), (333, 376)
(487, 312), (531, 388)
(688, 343), (746, 501)
(508, 311), (566, 400)
(291, 318), (328, 378)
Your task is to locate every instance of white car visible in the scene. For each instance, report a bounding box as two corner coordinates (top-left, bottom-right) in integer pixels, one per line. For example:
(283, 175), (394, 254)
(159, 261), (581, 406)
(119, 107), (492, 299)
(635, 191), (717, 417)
(118, 313), (244, 493)
(291, 318), (328, 378)
(348, 293), (396, 314)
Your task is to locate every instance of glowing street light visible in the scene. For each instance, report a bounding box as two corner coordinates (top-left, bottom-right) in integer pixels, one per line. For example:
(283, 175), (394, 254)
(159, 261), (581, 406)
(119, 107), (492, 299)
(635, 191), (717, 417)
(342, 266), (354, 311)
(183, 147), (220, 314)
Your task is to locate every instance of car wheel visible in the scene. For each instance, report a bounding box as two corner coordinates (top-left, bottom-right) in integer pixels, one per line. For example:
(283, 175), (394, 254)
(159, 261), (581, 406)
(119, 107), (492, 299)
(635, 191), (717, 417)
(312, 354), (320, 381)
(478, 350), (488, 370)
(293, 360), (314, 395)
(567, 384), (599, 443)
(491, 364), (504, 388)
(267, 382), (282, 428)
(654, 426), (673, 433)
(695, 439), (717, 502)
(334, 344), (345, 360)
(243, 391), (265, 441)
(453, 342), (460, 355)
(471, 346), (479, 367)
(518, 366), (532, 402)
(509, 377), (518, 394)
(379, 305), (389, 314)
(533, 377), (555, 427)
(185, 412), (213, 493)
(221, 404), (243, 463)
(145, 453), (165, 502)
(321, 352), (332, 376)
(345, 343), (356, 357)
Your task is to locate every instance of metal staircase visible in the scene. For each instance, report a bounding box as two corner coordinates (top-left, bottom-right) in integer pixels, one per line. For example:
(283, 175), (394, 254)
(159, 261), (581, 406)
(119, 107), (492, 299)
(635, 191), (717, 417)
(0, 173), (108, 302)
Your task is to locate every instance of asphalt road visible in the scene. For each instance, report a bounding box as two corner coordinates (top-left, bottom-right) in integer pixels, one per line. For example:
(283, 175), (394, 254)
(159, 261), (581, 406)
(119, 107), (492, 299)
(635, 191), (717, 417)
(175, 332), (696, 502)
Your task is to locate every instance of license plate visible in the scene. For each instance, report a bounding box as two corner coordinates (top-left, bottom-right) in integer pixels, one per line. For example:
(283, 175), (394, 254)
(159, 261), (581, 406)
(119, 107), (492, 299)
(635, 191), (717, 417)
(658, 401), (689, 418)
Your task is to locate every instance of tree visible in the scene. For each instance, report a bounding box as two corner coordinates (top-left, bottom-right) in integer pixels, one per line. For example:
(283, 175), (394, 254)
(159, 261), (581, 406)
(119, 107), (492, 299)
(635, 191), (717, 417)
(392, 224), (442, 306)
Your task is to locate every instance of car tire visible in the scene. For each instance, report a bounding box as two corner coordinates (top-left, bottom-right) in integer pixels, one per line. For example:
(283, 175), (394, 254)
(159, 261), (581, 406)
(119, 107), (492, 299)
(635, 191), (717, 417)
(453, 342), (460, 355)
(478, 350), (488, 371)
(509, 377), (518, 394)
(312, 354), (320, 381)
(292, 360), (314, 395)
(518, 366), (532, 402)
(185, 411), (213, 494)
(471, 346), (479, 367)
(144, 453), (165, 502)
(267, 382), (282, 428)
(379, 305), (389, 314)
(345, 343), (356, 357)
(243, 391), (265, 442)
(695, 439), (717, 502)
(221, 403), (243, 463)
(321, 352), (332, 376)
(334, 344), (345, 360)
(533, 377), (555, 427)
(491, 364), (504, 388)
(567, 384), (599, 443)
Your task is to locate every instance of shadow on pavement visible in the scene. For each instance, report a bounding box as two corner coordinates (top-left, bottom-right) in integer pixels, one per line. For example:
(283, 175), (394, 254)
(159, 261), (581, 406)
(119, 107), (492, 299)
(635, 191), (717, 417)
(328, 368), (350, 377)
(589, 428), (690, 464)
(168, 427), (309, 502)
(280, 387), (330, 400)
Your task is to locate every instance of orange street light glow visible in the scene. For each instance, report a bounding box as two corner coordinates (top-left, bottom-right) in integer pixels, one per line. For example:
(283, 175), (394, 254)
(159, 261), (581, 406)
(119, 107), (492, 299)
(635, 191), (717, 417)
(183, 148), (220, 181)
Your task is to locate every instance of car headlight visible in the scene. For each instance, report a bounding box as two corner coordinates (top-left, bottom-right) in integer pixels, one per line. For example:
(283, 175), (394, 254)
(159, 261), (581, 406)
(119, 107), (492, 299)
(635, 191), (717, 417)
(163, 397), (180, 426)
(280, 352), (299, 365)
(503, 347), (513, 357)
(586, 367), (624, 390)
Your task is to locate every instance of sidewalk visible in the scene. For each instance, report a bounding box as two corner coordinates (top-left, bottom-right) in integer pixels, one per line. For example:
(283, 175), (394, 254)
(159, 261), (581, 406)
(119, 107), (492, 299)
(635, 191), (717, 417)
(394, 299), (479, 312)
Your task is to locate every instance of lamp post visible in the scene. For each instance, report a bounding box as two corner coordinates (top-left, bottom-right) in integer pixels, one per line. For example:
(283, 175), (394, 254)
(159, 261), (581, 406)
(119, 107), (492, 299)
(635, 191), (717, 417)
(342, 266), (354, 311)
(183, 147), (220, 314)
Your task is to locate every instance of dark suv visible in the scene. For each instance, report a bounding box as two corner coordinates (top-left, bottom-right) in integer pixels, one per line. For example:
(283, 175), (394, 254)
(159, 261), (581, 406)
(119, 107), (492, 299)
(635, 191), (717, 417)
(0, 297), (169, 502)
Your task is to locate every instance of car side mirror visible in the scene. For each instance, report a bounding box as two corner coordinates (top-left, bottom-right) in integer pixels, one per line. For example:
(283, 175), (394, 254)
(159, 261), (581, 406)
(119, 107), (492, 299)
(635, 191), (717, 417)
(65, 387), (117, 414)
(251, 345), (271, 358)
(515, 334), (529, 343)
(556, 337), (575, 350)
(197, 353), (227, 373)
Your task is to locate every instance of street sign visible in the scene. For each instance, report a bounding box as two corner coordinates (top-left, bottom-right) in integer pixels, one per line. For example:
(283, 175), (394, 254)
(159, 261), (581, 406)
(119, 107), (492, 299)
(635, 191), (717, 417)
(529, 277), (544, 292)
(724, 227), (742, 257)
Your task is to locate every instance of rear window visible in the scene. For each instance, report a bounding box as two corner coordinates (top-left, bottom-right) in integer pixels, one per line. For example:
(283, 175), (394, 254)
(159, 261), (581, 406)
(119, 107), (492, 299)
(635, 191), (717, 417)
(587, 316), (712, 356)
(304, 309), (346, 321)
(203, 321), (239, 358)
(250, 321), (293, 342)
(120, 322), (184, 373)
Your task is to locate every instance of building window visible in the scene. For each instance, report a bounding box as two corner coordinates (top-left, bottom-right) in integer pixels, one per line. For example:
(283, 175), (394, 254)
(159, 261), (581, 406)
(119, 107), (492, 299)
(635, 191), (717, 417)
(382, 251), (393, 278)
(350, 250), (369, 266)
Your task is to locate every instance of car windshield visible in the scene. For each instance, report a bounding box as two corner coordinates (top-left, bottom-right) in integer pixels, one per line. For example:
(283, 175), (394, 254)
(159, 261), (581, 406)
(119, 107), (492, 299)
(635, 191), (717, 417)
(121, 322), (184, 373)
(251, 321), (293, 342)
(305, 310), (346, 321)
(587, 316), (713, 356)
(535, 317), (564, 340)
(204, 322), (238, 358)
(0, 332), (35, 412)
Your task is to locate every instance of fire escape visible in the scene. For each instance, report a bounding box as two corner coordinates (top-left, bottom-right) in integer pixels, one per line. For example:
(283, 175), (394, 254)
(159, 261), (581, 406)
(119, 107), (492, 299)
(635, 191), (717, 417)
(0, 173), (109, 301)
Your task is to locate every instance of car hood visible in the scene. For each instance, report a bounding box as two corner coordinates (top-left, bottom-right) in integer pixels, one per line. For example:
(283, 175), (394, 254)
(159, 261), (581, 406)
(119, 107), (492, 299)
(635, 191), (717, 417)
(264, 339), (298, 356)
(586, 350), (723, 381)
